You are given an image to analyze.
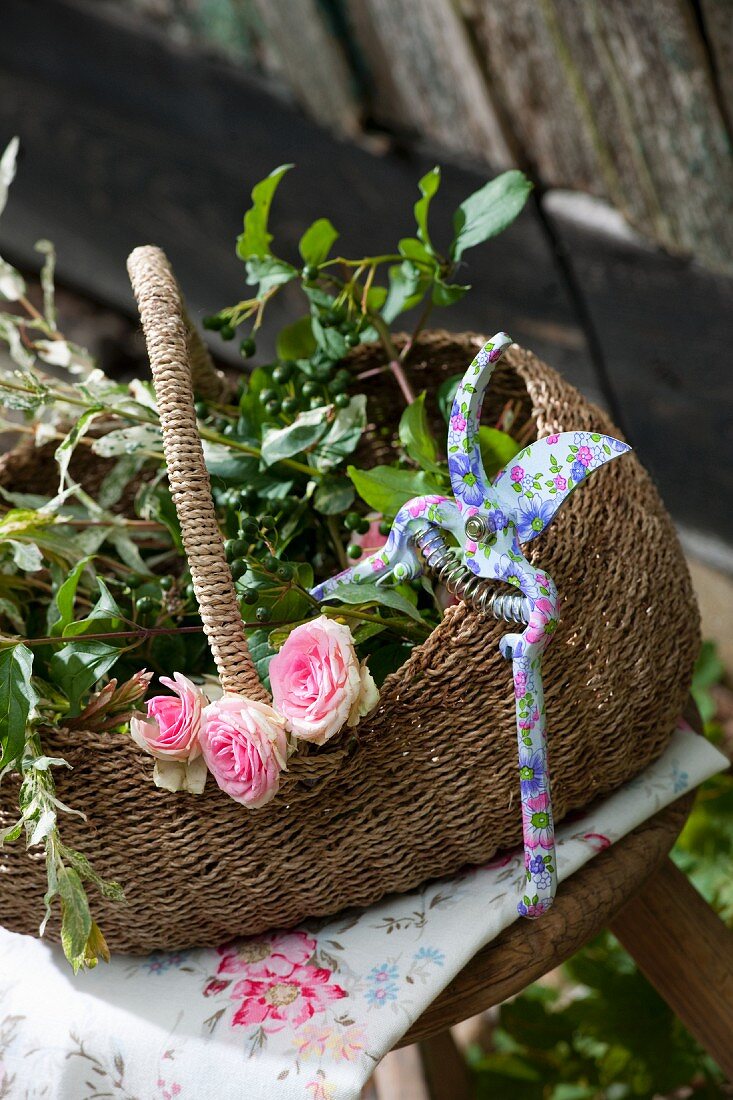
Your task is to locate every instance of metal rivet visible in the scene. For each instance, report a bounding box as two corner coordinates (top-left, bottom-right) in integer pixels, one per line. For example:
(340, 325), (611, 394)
(465, 515), (488, 541)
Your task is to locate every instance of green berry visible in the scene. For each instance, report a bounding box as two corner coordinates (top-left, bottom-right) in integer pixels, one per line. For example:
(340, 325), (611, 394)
(242, 587), (258, 605)
(219, 323), (236, 341)
(226, 538), (249, 559)
(276, 562), (294, 581)
(301, 380), (319, 399)
(344, 512), (362, 531)
(239, 337), (256, 359)
(345, 332), (359, 347)
(264, 554), (279, 572)
(334, 392), (350, 408)
(272, 362), (293, 384)
(136, 595), (157, 614)
(259, 388), (278, 405)
(230, 559), (248, 580)
(159, 575), (174, 591)
(379, 520), (392, 536)
(185, 582), (196, 601)
(194, 401), (208, 418)
(281, 396), (299, 415)
(313, 362), (334, 382)
(301, 264), (318, 282)
(265, 398), (281, 416)
(260, 515), (277, 533)
(346, 543), (362, 560)
(202, 315), (223, 331)
(240, 518), (260, 538)
(127, 573), (145, 589)
(355, 517), (371, 535)
(255, 606), (272, 623)
(309, 396), (323, 410)
(335, 368), (351, 386)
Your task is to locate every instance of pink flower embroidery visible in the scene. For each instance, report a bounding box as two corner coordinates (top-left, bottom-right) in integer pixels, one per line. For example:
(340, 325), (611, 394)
(451, 413), (466, 432)
(217, 931), (315, 980)
(577, 445), (593, 467)
(465, 539), (477, 554)
(231, 964), (347, 1030)
(510, 465), (524, 482)
(525, 597), (557, 645)
(583, 832), (611, 852)
(553, 474), (566, 491)
(546, 434), (559, 444)
(522, 792), (554, 850)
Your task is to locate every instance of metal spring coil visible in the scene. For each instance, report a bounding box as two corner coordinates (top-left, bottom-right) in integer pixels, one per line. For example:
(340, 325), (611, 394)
(414, 523), (529, 625)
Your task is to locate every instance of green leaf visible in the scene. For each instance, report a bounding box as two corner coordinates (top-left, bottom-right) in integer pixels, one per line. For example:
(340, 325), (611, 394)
(92, 423), (162, 458)
(246, 628), (277, 692)
(414, 166), (440, 251)
(7, 539), (43, 572)
(48, 556), (93, 635)
(49, 641), (119, 717)
(398, 237), (436, 267)
(451, 170), (532, 261)
(0, 643), (35, 769)
(311, 315), (348, 359)
(245, 256), (298, 295)
(55, 407), (103, 490)
(276, 316), (317, 361)
(62, 577), (122, 639)
(313, 395), (366, 471)
(382, 261), (427, 323)
(58, 865), (92, 970)
(432, 277), (470, 307)
(398, 392), (442, 474)
(236, 164), (293, 260)
(324, 582), (424, 623)
(298, 217), (339, 266)
(260, 406), (329, 467)
(437, 373), (462, 424)
(347, 464), (444, 515)
(313, 477), (355, 514)
(479, 426), (522, 477)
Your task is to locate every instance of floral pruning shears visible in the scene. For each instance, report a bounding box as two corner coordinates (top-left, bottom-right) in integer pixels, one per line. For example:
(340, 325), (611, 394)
(311, 334), (631, 917)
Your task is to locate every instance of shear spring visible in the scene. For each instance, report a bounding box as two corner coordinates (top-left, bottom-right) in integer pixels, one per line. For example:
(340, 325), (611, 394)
(413, 523), (529, 625)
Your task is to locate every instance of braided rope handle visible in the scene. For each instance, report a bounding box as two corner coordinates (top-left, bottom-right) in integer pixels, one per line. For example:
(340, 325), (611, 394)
(127, 245), (270, 702)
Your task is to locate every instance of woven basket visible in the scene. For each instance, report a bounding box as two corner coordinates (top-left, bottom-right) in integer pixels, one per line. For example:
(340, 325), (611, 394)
(0, 247), (699, 954)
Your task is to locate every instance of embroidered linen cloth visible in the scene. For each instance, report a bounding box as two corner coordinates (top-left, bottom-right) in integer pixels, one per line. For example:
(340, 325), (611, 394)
(0, 725), (726, 1100)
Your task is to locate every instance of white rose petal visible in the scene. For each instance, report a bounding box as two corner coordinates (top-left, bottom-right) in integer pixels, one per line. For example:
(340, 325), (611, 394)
(347, 661), (380, 727)
(183, 755), (208, 795)
(152, 758), (187, 793)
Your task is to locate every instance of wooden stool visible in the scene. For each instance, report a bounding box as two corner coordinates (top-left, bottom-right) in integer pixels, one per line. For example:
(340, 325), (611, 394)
(366, 785), (733, 1098)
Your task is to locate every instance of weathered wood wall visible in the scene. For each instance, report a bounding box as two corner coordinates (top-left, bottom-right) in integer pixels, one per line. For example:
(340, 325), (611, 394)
(96, 0), (733, 275)
(1, 0), (732, 553)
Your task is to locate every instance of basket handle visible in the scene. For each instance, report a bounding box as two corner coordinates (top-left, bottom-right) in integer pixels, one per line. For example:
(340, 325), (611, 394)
(127, 245), (270, 702)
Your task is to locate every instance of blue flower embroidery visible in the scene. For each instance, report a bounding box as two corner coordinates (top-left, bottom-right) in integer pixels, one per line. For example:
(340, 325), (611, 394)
(570, 460), (587, 483)
(519, 750), (546, 799)
(368, 963), (399, 984)
(141, 952), (187, 975)
(365, 983), (399, 1007)
(413, 946), (445, 966)
(516, 497), (555, 542)
(450, 453), (485, 507)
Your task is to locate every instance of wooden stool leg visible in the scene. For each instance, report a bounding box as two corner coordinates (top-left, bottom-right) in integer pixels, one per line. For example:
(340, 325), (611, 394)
(418, 1030), (473, 1100)
(610, 857), (733, 1080)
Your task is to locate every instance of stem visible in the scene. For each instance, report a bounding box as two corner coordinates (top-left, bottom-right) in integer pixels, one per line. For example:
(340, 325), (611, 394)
(369, 314), (417, 405)
(325, 515), (349, 570)
(399, 298), (433, 362)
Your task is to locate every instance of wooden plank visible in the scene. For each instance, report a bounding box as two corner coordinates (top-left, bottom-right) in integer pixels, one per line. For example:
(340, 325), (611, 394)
(345, 0), (512, 166)
(371, 1044), (431, 1100)
(0, 0), (596, 399)
(699, 0), (733, 133)
(418, 1030), (473, 1100)
(249, 0), (362, 138)
(400, 794), (693, 1045)
(470, 0), (733, 274)
(611, 857), (733, 1080)
(544, 192), (733, 544)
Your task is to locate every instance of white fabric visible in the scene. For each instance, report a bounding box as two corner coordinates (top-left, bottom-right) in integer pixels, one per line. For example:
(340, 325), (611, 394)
(0, 725), (726, 1100)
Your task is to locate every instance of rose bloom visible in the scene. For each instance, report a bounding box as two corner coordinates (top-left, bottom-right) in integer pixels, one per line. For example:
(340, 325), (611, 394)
(269, 616), (379, 746)
(130, 673), (208, 794)
(200, 695), (287, 808)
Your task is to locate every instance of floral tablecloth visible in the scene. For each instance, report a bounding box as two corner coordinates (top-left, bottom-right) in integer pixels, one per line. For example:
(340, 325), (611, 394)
(0, 724), (726, 1100)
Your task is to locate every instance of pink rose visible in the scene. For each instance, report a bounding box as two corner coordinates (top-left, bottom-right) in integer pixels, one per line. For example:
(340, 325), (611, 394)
(200, 695), (287, 808)
(130, 673), (208, 794)
(131, 672), (205, 759)
(269, 616), (379, 745)
(510, 465), (524, 482)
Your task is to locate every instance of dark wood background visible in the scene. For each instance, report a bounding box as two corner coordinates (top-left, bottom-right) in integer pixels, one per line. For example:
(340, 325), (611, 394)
(0, 0), (731, 546)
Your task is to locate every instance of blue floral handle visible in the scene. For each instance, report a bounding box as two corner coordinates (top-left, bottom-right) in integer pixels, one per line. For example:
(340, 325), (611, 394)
(312, 334), (631, 916)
